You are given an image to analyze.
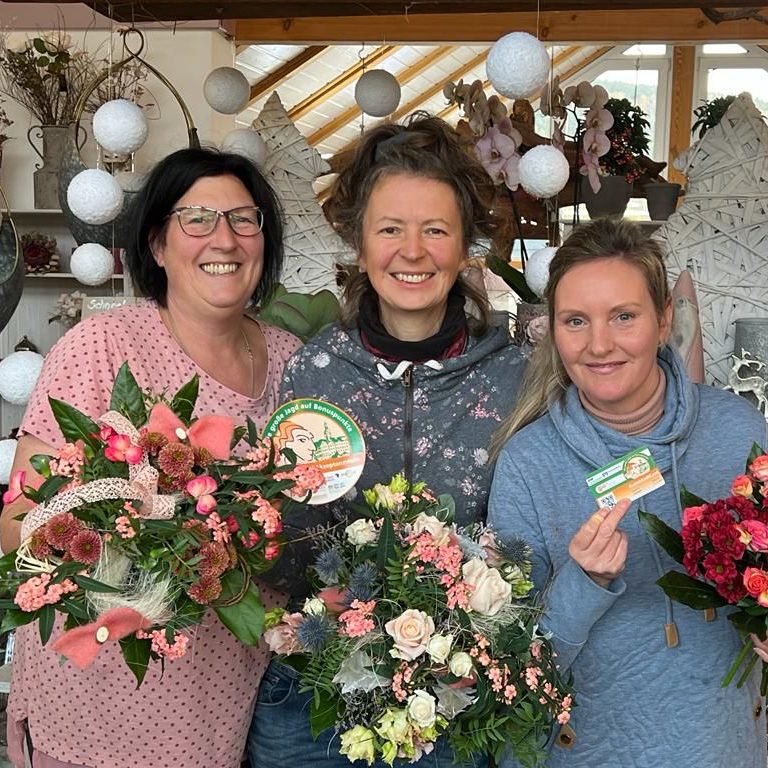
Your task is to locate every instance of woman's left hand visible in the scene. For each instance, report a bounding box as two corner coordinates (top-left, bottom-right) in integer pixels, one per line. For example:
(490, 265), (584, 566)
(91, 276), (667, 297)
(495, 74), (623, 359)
(751, 633), (768, 662)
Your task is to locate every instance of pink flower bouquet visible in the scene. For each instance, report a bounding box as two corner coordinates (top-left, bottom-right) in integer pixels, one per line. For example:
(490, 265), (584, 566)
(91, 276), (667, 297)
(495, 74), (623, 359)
(0, 363), (323, 684)
(640, 444), (768, 693)
(264, 474), (573, 766)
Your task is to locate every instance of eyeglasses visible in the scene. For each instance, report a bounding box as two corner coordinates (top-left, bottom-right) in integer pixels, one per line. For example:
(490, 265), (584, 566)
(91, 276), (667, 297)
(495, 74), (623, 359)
(168, 205), (264, 237)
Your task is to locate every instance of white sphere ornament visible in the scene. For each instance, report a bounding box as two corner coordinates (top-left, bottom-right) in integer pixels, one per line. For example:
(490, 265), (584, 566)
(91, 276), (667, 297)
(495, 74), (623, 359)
(0, 438), (17, 484)
(525, 246), (558, 298)
(486, 32), (549, 99)
(67, 169), (124, 225)
(92, 99), (148, 154)
(354, 70), (401, 117)
(518, 145), (571, 199)
(0, 351), (45, 406)
(221, 129), (268, 167)
(203, 67), (250, 114)
(70, 243), (115, 286)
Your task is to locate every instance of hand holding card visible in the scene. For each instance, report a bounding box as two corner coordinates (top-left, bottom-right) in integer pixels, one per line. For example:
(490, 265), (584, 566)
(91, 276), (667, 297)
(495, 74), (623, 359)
(568, 498), (631, 588)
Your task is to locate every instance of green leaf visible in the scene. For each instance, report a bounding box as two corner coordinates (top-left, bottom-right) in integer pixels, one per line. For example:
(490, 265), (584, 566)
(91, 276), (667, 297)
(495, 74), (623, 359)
(170, 375), (199, 424)
(246, 416), (259, 447)
(119, 634), (151, 687)
(679, 485), (708, 509)
(29, 453), (52, 476)
(257, 286), (341, 341)
(656, 571), (728, 610)
(213, 573), (265, 645)
(376, 508), (397, 571)
(309, 689), (339, 739)
(747, 443), (765, 469)
(49, 397), (100, 450)
(28, 474), (70, 503)
(110, 363), (147, 427)
(32, 37), (47, 53)
(0, 608), (37, 633)
(231, 425), (247, 450)
(638, 511), (684, 563)
(0, 549), (20, 575)
(72, 575), (123, 593)
(486, 255), (538, 304)
(38, 604), (55, 645)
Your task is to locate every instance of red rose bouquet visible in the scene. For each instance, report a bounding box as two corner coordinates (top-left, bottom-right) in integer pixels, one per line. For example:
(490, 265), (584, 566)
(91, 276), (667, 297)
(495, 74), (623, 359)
(0, 363), (323, 684)
(640, 443), (768, 693)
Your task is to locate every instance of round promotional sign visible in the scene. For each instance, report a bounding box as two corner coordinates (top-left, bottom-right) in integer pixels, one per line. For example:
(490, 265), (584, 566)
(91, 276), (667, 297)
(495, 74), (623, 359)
(262, 398), (366, 505)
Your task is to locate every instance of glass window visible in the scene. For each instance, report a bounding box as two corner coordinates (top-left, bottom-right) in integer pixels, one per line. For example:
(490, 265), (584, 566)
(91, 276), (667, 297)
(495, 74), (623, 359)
(623, 45), (667, 57)
(702, 44), (747, 55)
(706, 68), (768, 115)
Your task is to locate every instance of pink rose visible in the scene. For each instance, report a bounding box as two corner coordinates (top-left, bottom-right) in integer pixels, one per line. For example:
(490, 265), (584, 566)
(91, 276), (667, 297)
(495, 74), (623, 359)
(478, 530), (504, 566)
(682, 504), (707, 526)
(735, 519), (768, 552)
(731, 474), (753, 498)
(743, 567), (768, 607)
(462, 558), (512, 616)
(412, 513), (450, 546)
(385, 609), (435, 661)
(186, 475), (217, 498)
(318, 587), (349, 613)
(750, 455), (768, 483)
(263, 612), (303, 654)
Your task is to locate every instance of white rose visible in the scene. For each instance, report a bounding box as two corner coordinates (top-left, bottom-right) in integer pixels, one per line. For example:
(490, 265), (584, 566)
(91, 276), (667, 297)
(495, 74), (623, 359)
(407, 689), (437, 728)
(385, 609), (435, 660)
(303, 597), (325, 615)
(462, 558), (512, 616)
(448, 651), (474, 678)
(345, 518), (379, 547)
(412, 512), (451, 546)
(426, 633), (453, 664)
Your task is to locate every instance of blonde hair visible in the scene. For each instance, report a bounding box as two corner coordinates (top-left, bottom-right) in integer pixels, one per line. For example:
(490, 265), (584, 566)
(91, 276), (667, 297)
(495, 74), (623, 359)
(490, 218), (671, 455)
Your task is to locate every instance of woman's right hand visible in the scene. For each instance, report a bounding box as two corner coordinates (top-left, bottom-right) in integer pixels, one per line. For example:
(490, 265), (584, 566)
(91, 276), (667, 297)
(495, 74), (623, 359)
(568, 498), (631, 588)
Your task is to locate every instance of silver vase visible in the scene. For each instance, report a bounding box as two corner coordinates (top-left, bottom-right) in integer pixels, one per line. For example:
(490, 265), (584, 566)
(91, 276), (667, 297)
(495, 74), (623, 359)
(27, 124), (69, 210)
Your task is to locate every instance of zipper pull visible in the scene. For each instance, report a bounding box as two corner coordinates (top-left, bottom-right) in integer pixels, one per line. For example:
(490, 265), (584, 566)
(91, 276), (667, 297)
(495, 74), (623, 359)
(402, 366), (412, 387)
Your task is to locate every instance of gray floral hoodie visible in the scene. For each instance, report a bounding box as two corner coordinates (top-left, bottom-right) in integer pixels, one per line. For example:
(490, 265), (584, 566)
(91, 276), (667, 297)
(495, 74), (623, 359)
(267, 318), (526, 596)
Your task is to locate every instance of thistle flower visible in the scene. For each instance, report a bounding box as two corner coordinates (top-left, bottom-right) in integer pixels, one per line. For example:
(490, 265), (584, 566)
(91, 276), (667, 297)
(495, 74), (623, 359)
(499, 536), (533, 574)
(348, 562), (381, 601)
(296, 614), (331, 653)
(314, 548), (345, 585)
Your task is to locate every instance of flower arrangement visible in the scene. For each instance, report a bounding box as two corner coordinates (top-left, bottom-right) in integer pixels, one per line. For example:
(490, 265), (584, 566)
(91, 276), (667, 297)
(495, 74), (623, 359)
(0, 364), (324, 684)
(0, 99), (13, 147)
(21, 232), (59, 274)
(49, 290), (87, 328)
(599, 97), (650, 183)
(264, 474), (573, 766)
(640, 444), (768, 693)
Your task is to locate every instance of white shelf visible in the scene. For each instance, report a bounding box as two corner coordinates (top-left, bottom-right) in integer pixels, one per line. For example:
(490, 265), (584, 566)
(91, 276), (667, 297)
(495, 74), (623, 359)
(25, 272), (124, 280)
(8, 209), (64, 215)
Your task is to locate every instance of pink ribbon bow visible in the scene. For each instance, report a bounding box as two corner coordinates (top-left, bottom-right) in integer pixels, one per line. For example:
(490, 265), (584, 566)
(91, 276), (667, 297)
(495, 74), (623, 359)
(50, 607), (152, 670)
(145, 403), (234, 460)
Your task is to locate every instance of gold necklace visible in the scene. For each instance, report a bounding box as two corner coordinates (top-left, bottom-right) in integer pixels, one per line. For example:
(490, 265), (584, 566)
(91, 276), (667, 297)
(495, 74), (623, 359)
(164, 309), (255, 397)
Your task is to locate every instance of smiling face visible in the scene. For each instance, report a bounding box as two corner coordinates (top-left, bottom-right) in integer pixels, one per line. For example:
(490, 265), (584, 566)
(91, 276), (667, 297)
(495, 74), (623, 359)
(553, 257), (672, 415)
(358, 173), (467, 340)
(152, 174), (264, 319)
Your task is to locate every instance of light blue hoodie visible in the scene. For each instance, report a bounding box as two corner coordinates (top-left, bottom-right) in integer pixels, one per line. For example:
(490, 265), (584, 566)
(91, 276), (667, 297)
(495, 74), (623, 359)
(489, 348), (768, 768)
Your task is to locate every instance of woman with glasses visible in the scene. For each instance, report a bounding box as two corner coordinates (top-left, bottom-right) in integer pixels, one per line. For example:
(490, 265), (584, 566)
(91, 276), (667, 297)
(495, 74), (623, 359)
(0, 147), (300, 768)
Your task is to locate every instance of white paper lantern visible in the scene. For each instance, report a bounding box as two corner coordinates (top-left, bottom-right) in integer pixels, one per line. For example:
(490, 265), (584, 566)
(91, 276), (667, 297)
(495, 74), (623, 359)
(204, 67), (250, 114)
(354, 70), (401, 117)
(0, 438), (17, 484)
(70, 243), (115, 286)
(525, 246), (558, 297)
(486, 32), (549, 99)
(221, 129), (268, 167)
(0, 351), (44, 406)
(93, 99), (148, 154)
(518, 145), (571, 199)
(67, 169), (124, 225)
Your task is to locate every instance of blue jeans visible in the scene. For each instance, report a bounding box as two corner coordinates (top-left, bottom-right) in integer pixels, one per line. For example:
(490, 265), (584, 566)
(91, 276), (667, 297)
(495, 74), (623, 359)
(247, 659), (489, 767)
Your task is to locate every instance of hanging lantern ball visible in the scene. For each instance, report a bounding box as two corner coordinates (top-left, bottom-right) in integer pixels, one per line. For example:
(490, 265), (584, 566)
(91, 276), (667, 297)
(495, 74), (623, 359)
(221, 129), (268, 167)
(518, 145), (571, 199)
(203, 67), (250, 114)
(92, 99), (148, 154)
(354, 70), (401, 117)
(525, 246), (558, 298)
(67, 169), (124, 225)
(70, 243), (115, 286)
(0, 351), (45, 406)
(0, 438), (17, 484)
(486, 31), (549, 99)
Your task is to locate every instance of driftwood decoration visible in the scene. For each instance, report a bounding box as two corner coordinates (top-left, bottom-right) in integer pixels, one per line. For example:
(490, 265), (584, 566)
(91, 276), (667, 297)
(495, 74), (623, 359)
(659, 92), (768, 386)
(250, 92), (352, 295)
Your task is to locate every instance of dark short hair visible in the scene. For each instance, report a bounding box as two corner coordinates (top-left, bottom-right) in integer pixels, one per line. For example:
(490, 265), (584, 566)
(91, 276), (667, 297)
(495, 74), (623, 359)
(125, 147), (284, 306)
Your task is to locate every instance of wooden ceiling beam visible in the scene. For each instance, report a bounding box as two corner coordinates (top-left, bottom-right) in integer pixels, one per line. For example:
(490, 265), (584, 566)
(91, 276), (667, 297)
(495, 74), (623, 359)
(288, 45), (397, 121)
(234, 9), (768, 45)
(247, 46), (327, 104)
(308, 45), (458, 146)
